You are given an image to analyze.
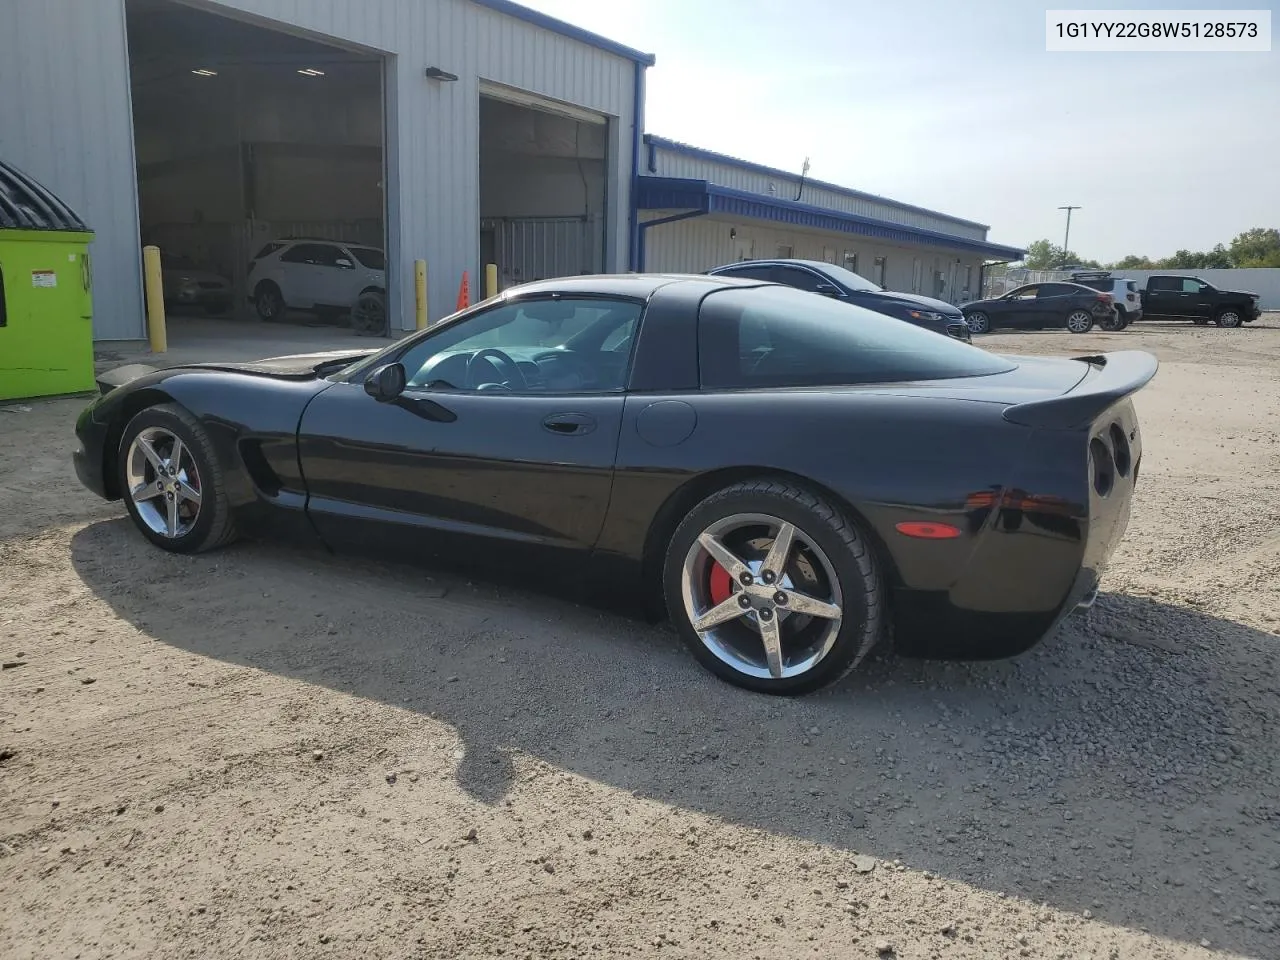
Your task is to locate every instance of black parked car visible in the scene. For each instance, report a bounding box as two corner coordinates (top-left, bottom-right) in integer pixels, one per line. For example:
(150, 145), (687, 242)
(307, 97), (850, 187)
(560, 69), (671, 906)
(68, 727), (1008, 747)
(75, 274), (1156, 695)
(962, 282), (1116, 335)
(707, 259), (972, 341)
(1139, 275), (1261, 327)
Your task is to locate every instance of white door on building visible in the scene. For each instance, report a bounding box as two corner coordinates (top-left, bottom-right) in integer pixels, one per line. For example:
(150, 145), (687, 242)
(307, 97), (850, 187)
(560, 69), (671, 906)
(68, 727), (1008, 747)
(734, 238), (754, 261)
(912, 258), (923, 294)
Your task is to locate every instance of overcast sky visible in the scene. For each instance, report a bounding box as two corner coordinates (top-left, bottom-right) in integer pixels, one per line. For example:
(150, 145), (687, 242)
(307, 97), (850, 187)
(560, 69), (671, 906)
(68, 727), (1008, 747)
(522, 0), (1278, 262)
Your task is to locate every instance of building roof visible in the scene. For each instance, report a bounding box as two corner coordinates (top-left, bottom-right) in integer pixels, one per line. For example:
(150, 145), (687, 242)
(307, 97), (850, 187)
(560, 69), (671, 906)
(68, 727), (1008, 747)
(645, 135), (991, 233)
(473, 0), (656, 66)
(636, 177), (1026, 260)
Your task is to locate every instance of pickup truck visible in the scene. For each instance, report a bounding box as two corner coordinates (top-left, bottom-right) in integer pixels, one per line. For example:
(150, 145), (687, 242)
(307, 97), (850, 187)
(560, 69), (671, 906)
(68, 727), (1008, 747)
(1140, 275), (1261, 328)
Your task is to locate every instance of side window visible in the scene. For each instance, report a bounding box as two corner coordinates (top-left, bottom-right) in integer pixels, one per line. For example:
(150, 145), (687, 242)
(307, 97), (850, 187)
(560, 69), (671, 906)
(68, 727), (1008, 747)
(717, 265), (774, 282)
(280, 243), (322, 265)
(1182, 278), (1204, 293)
(1036, 283), (1075, 298)
(697, 286), (1015, 390)
(772, 266), (826, 293)
(1009, 285), (1039, 300)
(311, 245), (343, 268)
(1149, 276), (1177, 292)
(775, 244), (794, 258)
(393, 298), (643, 394)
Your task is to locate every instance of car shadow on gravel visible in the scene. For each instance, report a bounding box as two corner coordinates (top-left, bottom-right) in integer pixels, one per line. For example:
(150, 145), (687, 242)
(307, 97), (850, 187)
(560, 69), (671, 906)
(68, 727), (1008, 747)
(70, 520), (1280, 956)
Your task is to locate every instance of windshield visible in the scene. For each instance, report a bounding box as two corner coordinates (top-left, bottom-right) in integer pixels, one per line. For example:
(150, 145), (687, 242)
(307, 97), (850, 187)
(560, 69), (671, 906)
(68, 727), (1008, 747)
(812, 262), (883, 293)
(351, 247), (385, 269)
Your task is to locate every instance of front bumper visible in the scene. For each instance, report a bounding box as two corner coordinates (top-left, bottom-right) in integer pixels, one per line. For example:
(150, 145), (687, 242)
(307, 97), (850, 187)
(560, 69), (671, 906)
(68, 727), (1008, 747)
(73, 403), (113, 500)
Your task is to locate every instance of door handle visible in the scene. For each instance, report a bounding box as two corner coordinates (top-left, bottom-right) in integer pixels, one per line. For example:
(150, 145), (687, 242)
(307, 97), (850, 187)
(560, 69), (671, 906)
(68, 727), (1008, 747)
(542, 412), (596, 436)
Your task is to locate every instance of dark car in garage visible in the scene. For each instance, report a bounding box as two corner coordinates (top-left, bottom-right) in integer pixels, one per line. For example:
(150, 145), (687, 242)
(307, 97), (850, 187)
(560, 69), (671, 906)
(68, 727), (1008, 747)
(961, 282), (1116, 335)
(707, 259), (972, 341)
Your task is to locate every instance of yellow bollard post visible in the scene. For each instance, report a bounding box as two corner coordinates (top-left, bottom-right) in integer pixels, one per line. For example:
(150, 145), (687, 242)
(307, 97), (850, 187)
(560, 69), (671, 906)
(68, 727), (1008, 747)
(414, 259), (428, 330)
(484, 262), (498, 300)
(142, 245), (167, 353)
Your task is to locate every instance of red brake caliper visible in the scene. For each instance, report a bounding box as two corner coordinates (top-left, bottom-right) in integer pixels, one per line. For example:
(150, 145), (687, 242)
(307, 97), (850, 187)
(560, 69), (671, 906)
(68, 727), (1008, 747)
(708, 561), (733, 605)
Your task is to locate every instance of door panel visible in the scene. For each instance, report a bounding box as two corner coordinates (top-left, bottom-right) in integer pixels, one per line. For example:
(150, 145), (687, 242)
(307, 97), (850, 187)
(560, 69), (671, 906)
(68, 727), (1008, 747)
(297, 381), (623, 559)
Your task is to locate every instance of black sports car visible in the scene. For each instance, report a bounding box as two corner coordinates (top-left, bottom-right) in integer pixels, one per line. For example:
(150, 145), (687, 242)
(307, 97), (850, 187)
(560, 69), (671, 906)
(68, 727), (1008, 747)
(707, 259), (973, 342)
(74, 274), (1157, 695)
(962, 282), (1117, 335)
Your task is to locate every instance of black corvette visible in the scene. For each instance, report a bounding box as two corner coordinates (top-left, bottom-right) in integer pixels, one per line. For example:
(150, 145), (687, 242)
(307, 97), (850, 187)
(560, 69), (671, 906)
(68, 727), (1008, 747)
(74, 274), (1157, 695)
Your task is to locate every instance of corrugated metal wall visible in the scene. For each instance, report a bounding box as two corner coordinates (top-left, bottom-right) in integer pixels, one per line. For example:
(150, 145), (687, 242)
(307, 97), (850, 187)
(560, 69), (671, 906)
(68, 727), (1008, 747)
(0, 0), (639, 339)
(0, 0), (143, 342)
(648, 145), (989, 242)
(643, 216), (986, 305)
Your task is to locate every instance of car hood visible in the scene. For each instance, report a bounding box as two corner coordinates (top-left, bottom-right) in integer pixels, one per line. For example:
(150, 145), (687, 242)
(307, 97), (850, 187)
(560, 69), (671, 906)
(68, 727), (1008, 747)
(162, 268), (229, 286)
(863, 290), (964, 315)
(1217, 288), (1259, 298)
(94, 349), (381, 394)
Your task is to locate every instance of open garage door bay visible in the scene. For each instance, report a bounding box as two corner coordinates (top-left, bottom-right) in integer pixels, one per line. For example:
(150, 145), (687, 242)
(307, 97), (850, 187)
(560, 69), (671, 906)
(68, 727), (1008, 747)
(479, 84), (609, 292)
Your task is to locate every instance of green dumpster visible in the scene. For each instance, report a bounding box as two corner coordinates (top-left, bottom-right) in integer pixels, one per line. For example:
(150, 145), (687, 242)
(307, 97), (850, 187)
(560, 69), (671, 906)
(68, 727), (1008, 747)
(0, 160), (97, 401)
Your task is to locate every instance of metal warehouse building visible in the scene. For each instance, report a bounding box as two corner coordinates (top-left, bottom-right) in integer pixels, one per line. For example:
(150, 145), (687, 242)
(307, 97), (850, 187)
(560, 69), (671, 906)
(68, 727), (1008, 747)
(0, 0), (1021, 343)
(637, 136), (1024, 302)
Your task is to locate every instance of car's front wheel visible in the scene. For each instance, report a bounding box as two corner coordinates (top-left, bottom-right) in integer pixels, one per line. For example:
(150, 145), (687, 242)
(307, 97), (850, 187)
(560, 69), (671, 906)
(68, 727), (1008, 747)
(1215, 308), (1243, 328)
(965, 311), (990, 334)
(663, 479), (884, 695)
(117, 404), (238, 554)
(1065, 309), (1095, 333)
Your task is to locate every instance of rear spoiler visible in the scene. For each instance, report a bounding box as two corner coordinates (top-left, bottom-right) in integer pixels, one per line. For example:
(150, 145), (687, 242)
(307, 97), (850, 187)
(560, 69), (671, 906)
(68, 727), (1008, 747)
(95, 363), (158, 396)
(1002, 350), (1158, 429)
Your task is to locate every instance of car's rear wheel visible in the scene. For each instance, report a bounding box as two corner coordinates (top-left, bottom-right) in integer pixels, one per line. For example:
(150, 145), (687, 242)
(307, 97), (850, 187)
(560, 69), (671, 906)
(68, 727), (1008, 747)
(1215, 308), (1243, 328)
(1065, 309), (1095, 333)
(254, 281), (284, 322)
(965, 311), (990, 334)
(117, 404), (238, 554)
(663, 479), (883, 695)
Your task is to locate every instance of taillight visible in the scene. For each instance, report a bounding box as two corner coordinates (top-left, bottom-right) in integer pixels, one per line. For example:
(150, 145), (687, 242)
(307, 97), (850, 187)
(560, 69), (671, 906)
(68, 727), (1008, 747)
(1126, 293), (1135, 301)
(1097, 293), (1113, 303)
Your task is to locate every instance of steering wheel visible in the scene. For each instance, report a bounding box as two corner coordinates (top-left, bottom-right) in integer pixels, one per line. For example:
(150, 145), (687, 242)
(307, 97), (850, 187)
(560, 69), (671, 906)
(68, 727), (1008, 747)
(465, 348), (527, 391)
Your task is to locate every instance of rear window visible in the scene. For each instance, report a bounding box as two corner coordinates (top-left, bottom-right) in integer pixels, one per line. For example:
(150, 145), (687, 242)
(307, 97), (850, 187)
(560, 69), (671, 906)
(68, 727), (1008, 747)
(697, 286), (1015, 389)
(254, 242), (284, 260)
(350, 247), (385, 269)
(1126, 281), (1137, 292)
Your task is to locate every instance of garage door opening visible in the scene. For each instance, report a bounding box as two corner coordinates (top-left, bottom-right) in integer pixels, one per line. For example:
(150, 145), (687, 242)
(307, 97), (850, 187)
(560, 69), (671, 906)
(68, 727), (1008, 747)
(479, 88), (608, 293)
(125, 0), (387, 335)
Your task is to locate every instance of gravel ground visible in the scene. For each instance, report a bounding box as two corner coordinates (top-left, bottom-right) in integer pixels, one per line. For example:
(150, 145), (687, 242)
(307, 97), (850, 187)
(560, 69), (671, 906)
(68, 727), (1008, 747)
(2, 318), (1279, 959)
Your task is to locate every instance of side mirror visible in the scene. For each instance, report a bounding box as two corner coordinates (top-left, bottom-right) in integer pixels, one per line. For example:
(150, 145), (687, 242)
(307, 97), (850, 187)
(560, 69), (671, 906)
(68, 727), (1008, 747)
(364, 362), (406, 402)
(335, 258), (354, 269)
(814, 282), (842, 297)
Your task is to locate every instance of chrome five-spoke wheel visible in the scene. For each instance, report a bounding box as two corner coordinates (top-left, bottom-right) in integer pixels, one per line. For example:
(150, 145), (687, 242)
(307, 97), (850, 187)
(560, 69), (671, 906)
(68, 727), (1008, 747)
(681, 512), (844, 681)
(125, 426), (203, 539)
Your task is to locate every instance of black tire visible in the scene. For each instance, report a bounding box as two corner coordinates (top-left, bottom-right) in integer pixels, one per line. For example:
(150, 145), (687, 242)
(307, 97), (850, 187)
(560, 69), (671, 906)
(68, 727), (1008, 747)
(1214, 308), (1243, 328)
(1065, 309), (1095, 334)
(965, 311), (990, 334)
(254, 281), (284, 322)
(351, 290), (387, 335)
(117, 403), (238, 554)
(662, 479), (884, 695)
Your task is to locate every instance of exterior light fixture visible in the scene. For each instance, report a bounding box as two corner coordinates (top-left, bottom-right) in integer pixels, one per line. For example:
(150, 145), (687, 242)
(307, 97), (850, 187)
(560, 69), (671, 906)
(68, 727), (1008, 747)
(729, 227), (737, 240)
(297, 67), (326, 77)
(424, 66), (459, 81)
(191, 68), (218, 77)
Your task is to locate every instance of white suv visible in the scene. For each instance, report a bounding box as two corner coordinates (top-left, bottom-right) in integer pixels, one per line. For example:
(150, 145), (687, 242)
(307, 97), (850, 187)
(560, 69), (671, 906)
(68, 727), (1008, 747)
(247, 238), (386, 332)
(1068, 271), (1142, 328)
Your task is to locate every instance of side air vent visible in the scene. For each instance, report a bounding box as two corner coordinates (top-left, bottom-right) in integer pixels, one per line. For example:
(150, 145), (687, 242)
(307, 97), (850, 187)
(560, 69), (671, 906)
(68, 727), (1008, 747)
(1108, 423), (1131, 477)
(1090, 437), (1114, 497)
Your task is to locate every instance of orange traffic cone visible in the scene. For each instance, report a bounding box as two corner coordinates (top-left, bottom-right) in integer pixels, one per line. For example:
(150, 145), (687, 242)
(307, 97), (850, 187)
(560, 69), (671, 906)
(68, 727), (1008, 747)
(456, 271), (470, 310)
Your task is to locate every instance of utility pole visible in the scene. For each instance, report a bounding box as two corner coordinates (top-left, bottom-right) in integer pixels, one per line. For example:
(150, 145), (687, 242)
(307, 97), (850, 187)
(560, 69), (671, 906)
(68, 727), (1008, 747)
(1058, 205), (1081, 257)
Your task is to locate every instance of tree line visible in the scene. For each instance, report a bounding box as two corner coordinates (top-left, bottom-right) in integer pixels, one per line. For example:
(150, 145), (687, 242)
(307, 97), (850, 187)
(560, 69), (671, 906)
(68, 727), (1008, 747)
(1018, 227), (1280, 271)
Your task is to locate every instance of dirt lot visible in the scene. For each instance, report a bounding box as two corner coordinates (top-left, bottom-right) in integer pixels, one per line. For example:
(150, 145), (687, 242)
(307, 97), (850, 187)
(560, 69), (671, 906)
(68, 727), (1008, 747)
(3, 319), (1280, 959)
